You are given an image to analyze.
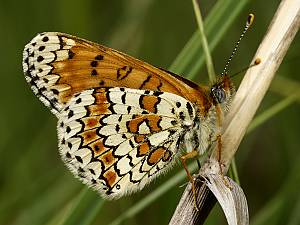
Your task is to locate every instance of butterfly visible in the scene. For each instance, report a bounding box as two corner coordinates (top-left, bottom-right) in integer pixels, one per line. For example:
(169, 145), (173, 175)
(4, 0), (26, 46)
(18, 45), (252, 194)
(22, 32), (234, 199)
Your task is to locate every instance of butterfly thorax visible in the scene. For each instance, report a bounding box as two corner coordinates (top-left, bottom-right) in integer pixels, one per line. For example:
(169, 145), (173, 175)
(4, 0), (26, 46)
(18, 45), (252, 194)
(180, 74), (235, 155)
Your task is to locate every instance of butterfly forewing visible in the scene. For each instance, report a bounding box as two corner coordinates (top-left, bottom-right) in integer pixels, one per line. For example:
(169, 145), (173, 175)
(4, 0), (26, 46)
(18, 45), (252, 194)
(23, 32), (207, 116)
(57, 87), (197, 198)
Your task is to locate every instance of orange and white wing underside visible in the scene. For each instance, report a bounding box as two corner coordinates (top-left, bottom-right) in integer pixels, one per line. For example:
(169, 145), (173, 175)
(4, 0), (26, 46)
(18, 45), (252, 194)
(57, 87), (197, 198)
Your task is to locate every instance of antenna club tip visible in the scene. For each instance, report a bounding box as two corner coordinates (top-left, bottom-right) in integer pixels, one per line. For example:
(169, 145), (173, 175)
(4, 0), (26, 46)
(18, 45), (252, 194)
(254, 58), (261, 65)
(247, 13), (255, 26)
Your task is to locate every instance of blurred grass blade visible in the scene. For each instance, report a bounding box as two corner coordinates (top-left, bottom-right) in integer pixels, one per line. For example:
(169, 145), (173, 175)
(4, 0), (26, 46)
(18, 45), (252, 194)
(192, 0), (216, 82)
(170, 0), (250, 80)
(247, 93), (299, 133)
(236, 82), (300, 165)
(251, 154), (300, 225)
(287, 197), (300, 225)
(58, 0), (91, 36)
(228, 84), (299, 201)
(228, 158), (240, 185)
(170, 0), (228, 74)
(58, 188), (104, 225)
(270, 76), (300, 103)
(187, 0), (249, 80)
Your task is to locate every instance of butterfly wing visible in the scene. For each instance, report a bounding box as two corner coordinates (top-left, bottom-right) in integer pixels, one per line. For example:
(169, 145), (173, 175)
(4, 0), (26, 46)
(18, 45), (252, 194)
(22, 32), (211, 198)
(58, 87), (197, 198)
(23, 32), (207, 116)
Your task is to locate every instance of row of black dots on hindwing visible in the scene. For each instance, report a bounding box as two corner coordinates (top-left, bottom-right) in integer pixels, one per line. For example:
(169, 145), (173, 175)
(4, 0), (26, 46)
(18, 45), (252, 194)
(23, 33), (76, 115)
(58, 89), (103, 185)
(64, 89), (103, 164)
(59, 89), (96, 139)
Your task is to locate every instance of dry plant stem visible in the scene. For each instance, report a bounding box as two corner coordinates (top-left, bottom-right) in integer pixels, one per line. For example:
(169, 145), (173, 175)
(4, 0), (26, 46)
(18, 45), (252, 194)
(169, 180), (217, 225)
(169, 0), (300, 224)
(215, 0), (300, 167)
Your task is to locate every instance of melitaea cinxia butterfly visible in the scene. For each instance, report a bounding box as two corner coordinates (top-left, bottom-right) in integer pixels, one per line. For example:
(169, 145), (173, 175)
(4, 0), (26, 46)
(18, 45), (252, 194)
(22, 32), (234, 199)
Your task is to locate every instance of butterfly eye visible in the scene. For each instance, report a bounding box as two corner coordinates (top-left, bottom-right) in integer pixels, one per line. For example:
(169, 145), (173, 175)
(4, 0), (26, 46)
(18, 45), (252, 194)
(211, 86), (226, 104)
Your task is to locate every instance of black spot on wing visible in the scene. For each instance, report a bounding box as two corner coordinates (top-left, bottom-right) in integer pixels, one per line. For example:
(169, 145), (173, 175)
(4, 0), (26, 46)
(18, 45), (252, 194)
(91, 69), (98, 76)
(121, 93), (126, 104)
(186, 102), (194, 117)
(37, 55), (44, 62)
(38, 46), (45, 51)
(68, 49), (75, 59)
(76, 98), (82, 104)
(91, 61), (98, 67)
(42, 36), (49, 42)
(95, 55), (104, 60)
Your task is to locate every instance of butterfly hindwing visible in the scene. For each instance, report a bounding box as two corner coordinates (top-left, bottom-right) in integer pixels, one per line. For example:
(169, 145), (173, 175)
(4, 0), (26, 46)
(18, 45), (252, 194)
(57, 87), (197, 198)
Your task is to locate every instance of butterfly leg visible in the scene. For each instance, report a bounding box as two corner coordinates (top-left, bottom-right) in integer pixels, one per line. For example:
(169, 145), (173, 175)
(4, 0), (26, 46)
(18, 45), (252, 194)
(216, 134), (223, 173)
(215, 104), (232, 188)
(180, 150), (200, 211)
(216, 134), (232, 189)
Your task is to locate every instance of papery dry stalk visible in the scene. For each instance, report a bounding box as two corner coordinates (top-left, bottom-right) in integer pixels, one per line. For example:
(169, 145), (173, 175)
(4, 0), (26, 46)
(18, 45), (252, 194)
(169, 0), (300, 224)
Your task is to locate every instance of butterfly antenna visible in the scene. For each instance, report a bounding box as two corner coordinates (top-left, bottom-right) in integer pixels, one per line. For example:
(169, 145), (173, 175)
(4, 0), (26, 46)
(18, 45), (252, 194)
(221, 14), (255, 76)
(229, 58), (261, 78)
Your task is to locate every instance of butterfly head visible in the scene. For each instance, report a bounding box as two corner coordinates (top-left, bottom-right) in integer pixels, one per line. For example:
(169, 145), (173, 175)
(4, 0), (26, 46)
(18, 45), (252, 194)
(210, 75), (235, 110)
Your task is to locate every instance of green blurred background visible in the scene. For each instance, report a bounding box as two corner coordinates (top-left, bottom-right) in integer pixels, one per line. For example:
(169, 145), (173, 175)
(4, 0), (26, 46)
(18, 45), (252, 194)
(0, 0), (299, 224)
